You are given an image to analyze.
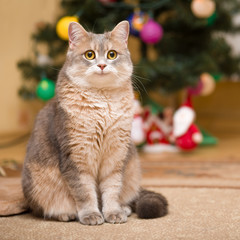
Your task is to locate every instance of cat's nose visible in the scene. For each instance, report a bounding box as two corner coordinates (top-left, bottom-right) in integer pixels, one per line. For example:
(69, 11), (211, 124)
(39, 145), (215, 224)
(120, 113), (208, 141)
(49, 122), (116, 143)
(97, 64), (107, 71)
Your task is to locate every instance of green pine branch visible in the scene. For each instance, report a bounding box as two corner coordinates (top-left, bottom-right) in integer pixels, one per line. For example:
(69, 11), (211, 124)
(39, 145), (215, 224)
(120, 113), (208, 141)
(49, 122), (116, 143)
(17, 0), (240, 100)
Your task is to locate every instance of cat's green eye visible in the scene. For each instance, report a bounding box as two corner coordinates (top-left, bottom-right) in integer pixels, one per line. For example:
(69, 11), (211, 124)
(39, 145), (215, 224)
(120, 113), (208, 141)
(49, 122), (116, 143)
(107, 50), (117, 60)
(84, 50), (95, 60)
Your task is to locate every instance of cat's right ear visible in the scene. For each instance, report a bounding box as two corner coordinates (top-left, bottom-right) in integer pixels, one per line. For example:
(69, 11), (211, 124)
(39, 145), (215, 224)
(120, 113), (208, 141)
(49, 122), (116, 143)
(68, 22), (88, 50)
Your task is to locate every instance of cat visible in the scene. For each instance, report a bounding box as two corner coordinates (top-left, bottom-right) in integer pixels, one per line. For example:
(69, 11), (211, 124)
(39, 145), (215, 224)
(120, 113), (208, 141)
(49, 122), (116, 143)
(21, 21), (168, 225)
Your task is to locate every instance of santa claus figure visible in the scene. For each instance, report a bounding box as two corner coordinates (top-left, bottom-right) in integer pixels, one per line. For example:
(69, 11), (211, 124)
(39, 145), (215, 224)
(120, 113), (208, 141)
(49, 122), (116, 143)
(172, 96), (203, 151)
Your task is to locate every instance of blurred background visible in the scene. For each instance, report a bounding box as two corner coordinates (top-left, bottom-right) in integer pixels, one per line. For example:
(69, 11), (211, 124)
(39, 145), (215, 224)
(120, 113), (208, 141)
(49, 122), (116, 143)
(0, 0), (240, 154)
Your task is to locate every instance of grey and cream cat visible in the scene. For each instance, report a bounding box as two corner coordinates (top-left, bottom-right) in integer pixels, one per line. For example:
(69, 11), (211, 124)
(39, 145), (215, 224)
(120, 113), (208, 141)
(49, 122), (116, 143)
(22, 21), (168, 225)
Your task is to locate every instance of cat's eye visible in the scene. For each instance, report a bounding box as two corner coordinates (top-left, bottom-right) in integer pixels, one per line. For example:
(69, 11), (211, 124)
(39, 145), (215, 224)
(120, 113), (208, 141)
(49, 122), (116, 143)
(84, 50), (95, 60)
(107, 50), (117, 60)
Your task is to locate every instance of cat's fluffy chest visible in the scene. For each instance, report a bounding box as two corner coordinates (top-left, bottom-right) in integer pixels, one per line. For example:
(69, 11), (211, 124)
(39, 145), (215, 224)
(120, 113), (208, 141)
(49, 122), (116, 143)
(60, 87), (134, 142)
(58, 87), (134, 176)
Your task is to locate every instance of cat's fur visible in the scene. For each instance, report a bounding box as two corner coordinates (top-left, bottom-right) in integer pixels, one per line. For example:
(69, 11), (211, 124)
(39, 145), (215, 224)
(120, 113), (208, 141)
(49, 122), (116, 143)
(22, 21), (168, 225)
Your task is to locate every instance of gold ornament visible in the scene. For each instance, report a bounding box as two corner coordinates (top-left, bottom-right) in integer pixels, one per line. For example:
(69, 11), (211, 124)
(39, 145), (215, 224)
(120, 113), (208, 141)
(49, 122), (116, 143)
(200, 73), (216, 96)
(132, 9), (149, 31)
(191, 0), (216, 18)
(56, 16), (78, 40)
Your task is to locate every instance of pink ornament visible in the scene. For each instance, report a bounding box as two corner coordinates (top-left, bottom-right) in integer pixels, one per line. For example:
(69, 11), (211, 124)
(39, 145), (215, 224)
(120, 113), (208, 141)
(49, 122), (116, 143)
(140, 19), (163, 44)
(187, 79), (203, 96)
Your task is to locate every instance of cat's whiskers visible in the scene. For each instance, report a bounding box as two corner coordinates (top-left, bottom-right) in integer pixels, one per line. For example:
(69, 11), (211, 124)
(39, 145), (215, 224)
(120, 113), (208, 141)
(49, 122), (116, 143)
(116, 70), (149, 98)
(47, 66), (61, 72)
(112, 72), (142, 101)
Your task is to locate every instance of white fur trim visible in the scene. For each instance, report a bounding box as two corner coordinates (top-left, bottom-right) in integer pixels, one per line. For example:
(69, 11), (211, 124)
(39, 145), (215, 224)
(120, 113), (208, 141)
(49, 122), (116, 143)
(173, 106), (195, 137)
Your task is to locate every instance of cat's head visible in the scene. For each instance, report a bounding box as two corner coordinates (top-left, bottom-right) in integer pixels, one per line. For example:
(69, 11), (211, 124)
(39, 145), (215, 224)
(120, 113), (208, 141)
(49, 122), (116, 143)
(65, 21), (133, 89)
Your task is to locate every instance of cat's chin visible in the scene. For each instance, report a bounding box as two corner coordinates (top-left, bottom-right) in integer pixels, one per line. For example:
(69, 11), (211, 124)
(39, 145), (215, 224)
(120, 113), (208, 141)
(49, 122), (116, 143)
(84, 73), (122, 89)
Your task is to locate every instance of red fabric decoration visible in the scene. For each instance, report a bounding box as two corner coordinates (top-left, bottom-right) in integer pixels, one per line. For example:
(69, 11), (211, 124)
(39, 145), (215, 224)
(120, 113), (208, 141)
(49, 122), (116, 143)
(175, 124), (200, 150)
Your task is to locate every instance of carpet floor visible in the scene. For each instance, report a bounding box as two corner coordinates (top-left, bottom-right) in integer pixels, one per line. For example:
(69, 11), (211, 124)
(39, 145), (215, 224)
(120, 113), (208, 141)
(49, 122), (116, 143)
(0, 134), (240, 239)
(1, 187), (240, 240)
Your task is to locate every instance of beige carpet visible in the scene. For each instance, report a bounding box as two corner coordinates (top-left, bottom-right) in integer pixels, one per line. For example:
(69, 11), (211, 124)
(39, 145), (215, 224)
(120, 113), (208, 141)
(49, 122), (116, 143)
(0, 187), (240, 240)
(1, 135), (240, 239)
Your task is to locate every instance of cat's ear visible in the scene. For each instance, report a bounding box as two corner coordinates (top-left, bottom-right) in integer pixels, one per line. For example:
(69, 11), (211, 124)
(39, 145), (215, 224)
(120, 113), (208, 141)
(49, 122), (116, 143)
(68, 22), (88, 49)
(111, 21), (129, 45)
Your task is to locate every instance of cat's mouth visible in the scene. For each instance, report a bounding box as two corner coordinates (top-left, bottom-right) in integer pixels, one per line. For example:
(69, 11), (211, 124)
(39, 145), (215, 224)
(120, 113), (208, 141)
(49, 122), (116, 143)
(95, 71), (110, 76)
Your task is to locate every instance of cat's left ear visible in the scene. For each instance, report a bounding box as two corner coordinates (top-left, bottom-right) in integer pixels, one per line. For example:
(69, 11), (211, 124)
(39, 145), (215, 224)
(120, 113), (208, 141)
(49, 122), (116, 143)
(111, 21), (129, 45)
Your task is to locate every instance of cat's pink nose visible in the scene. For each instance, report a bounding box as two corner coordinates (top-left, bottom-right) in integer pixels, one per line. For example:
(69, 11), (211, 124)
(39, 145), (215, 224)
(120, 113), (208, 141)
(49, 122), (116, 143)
(97, 64), (107, 71)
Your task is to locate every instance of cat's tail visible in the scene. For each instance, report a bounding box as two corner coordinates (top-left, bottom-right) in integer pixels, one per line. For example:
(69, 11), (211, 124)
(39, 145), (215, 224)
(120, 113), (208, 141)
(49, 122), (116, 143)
(130, 188), (168, 219)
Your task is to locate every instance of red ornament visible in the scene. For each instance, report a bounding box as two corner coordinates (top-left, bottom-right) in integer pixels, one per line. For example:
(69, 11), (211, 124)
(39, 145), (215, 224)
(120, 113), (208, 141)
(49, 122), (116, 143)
(140, 19), (163, 44)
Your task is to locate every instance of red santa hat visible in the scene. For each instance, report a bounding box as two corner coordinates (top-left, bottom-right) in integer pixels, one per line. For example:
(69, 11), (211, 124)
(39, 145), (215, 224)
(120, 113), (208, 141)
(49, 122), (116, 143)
(173, 94), (196, 138)
(181, 93), (193, 108)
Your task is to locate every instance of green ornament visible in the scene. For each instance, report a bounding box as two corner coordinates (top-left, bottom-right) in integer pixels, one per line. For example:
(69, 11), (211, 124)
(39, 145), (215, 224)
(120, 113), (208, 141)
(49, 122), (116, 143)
(36, 78), (56, 101)
(211, 73), (223, 82)
(207, 12), (217, 26)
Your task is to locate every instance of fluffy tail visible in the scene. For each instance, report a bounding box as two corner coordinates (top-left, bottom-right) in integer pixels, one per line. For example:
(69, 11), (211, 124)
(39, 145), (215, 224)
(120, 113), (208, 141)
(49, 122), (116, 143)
(131, 188), (168, 219)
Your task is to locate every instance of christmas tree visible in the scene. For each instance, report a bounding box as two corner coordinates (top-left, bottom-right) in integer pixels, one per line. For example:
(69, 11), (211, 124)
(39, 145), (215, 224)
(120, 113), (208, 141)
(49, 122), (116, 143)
(18, 0), (240, 100)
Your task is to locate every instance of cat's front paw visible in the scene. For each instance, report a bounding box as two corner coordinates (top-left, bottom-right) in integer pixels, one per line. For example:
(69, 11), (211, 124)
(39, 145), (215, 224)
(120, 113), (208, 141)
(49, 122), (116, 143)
(122, 205), (132, 217)
(78, 212), (104, 225)
(104, 210), (128, 224)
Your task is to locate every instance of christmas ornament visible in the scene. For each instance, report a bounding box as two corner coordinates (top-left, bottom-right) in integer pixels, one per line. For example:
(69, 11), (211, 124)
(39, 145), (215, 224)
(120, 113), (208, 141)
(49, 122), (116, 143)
(56, 16), (78, 40)
(140, 19), (163, 44)
(172, 95), (202, 151)
(36, 78), (56, 101)
(127, 11), (148, 37)
(187, 79), (203, 96)
(211, 72), (222, 82)
(127, 13), (139, 36)
(200, 72), (216, 96)
(37, 54), (53, 67)
(132, 11), (149, 31)
(191, 0), (216, 19)
(207, 11), (217, 26)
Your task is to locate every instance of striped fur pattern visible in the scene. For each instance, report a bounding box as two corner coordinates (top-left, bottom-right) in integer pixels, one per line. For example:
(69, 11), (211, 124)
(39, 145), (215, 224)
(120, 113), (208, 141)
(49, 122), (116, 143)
(22, 21), (167, 225)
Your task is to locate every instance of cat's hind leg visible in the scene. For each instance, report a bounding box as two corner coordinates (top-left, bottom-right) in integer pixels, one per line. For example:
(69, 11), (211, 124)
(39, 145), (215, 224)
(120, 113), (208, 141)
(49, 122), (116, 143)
(23, 163), (77, 222)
